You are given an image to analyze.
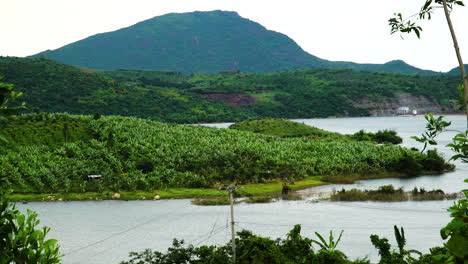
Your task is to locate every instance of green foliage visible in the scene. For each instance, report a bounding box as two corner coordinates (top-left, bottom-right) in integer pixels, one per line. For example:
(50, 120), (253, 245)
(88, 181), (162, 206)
(0, 79), (25, 143)
(410, 114), (468, 263)
(421, 149), (452, 171)
(352, 129), (403, 144)
(332, 185), (457, 201)
(374, 130), (403, 144)
(120, 225), (364, 264)
(245, 196), (274, 204)
(412, 114), (452, 152)
(393, 152), (424, 176)
(0, 57), (461, 123)
(312, 230), (344, 251)
(191, 198), (231, 206)
(389, 0), (465, 39)
(229, 118), (345, 139)
(0, 57), (251, 123)
(439, 179), (468, 263)
(0, 193), (62, 263)
(447, 130), (468, 163)
(0, 113), (440, 195)
(371, 226), (422, 264)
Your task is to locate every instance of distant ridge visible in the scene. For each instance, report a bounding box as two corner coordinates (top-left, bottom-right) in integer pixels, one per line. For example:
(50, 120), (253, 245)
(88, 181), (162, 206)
(447, 64), (468, 75)
(34, 10), (439, 75)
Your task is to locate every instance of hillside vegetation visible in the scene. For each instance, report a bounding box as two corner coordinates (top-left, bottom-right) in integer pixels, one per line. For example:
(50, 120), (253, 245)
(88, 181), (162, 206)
(0, 57), (250, 123)
(0, 114), (449, 195)
(34, 10), (440, 75)
(0, 57), (461, 123)
(229, 118), (346, 139)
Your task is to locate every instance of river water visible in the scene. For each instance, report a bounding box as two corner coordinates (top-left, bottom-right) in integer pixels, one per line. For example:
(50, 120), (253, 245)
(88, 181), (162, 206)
(17, 116), (467, 264)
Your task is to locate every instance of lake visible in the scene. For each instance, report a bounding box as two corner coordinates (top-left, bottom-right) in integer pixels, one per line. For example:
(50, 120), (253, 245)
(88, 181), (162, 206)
(17, 116), (467, 264)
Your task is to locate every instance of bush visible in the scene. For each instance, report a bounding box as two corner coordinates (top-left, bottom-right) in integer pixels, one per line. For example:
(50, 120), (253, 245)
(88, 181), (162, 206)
(0, 193), (62, 263)
(351, 129), (402, 145)
(393, 153), (423, 176)
(373, 130), (403, 144)
(422, 149), (448, 172)
(135, 160), (155, 173)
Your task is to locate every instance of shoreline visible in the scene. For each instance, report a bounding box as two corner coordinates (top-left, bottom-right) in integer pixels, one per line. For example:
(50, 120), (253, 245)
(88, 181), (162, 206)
(10, 170), (451, 203)
(195, 113), (466, 125)
(9, 176), (326, 203)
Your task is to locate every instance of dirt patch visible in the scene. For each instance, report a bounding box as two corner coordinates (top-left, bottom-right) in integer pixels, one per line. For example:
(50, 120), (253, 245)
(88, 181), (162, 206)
(203, 93), (258, 107)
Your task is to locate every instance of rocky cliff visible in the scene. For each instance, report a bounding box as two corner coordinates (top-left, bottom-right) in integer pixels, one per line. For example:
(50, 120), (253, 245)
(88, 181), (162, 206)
(353, 93), (460, 116)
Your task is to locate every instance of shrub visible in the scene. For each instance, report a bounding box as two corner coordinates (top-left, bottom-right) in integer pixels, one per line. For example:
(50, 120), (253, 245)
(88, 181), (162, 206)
(135, 160), (155, 173)
(351, 129), (402, 145)
(0, 192), (62, 263)
(393, 152), (423, 176)
(373, 130), (403, 144)
(421, 149), (447, 172)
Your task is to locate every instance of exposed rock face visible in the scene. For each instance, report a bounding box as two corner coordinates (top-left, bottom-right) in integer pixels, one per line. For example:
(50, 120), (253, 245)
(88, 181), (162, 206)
(353, 93), (460, 116)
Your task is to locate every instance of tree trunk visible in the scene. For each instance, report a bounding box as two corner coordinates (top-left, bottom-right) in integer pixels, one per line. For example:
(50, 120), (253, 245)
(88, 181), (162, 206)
(442, 0), (468, 128)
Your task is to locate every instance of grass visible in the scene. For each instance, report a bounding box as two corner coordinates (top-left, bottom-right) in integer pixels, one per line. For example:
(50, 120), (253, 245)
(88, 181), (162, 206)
(237, 176), (324, 196)
(192, 198), (231, 206)
(245, 196), (274, 203)
(330, 185), (460, 202)
(8, 176), (325, 202)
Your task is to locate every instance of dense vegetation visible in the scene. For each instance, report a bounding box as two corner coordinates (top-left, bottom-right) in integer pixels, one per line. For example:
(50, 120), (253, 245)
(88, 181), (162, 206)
(0, 81), (62, 263)
(0, 113), (449, 195)
(330, 185), (458, 201)
(0, 192), (62, 263)
(229, 118), (345, 139)
(0, 57), (461, 123)
(0, 57), (250, 123)
(99, 67), (460, 119)
(120, 221), (466, 264)
(230, 119), (405, 146)
(33, 11), (442, 75)
(351, 129), (403, 144)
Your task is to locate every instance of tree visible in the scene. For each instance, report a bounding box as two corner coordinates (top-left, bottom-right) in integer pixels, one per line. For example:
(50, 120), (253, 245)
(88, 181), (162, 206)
(389, 0), (468, 126)
(0, 80), (25, 142)
(411, 115), (468, 263)
(0, 82), (61, 263)
(0, 80), (24, 117)
(0, 193), (62, 264)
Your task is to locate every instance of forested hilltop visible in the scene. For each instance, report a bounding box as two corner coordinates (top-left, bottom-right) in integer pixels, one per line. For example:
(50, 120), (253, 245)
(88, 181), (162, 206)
(0, 57), (461, 122)
(33, 10), (441, 75)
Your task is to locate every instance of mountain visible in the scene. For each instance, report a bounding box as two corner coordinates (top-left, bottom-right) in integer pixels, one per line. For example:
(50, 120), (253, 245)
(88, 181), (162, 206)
(0, 56), (251, 123)
(33, 10), (438, 75)
(447, 65), (468, 75)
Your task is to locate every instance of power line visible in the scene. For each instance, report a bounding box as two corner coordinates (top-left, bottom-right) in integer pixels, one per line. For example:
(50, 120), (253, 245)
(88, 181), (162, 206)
(66, 202), (194, 257)
(195, 226), (229, 246)
(70, 204), (199, 264)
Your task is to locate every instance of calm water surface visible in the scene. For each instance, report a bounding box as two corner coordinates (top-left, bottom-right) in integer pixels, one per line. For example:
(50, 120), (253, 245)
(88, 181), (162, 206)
(18, 116), (467, 264)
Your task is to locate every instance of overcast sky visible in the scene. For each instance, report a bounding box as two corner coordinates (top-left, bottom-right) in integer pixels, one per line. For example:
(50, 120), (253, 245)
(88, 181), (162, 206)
(1, 0), (467, 72)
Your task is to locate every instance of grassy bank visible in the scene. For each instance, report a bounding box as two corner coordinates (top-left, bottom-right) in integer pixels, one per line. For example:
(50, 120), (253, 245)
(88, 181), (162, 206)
(8, 176), (325, 202)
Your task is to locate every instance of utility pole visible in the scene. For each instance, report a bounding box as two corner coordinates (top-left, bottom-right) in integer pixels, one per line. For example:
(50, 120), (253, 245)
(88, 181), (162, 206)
(220, 185), (240, 264)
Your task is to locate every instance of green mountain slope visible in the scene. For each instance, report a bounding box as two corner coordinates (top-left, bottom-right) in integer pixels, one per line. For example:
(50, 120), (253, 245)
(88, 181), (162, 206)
(447, 64), (468, 75)
(0, 57), (251, 123)
(0, 57), (460, 122)
(33, 10), (438, 75)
